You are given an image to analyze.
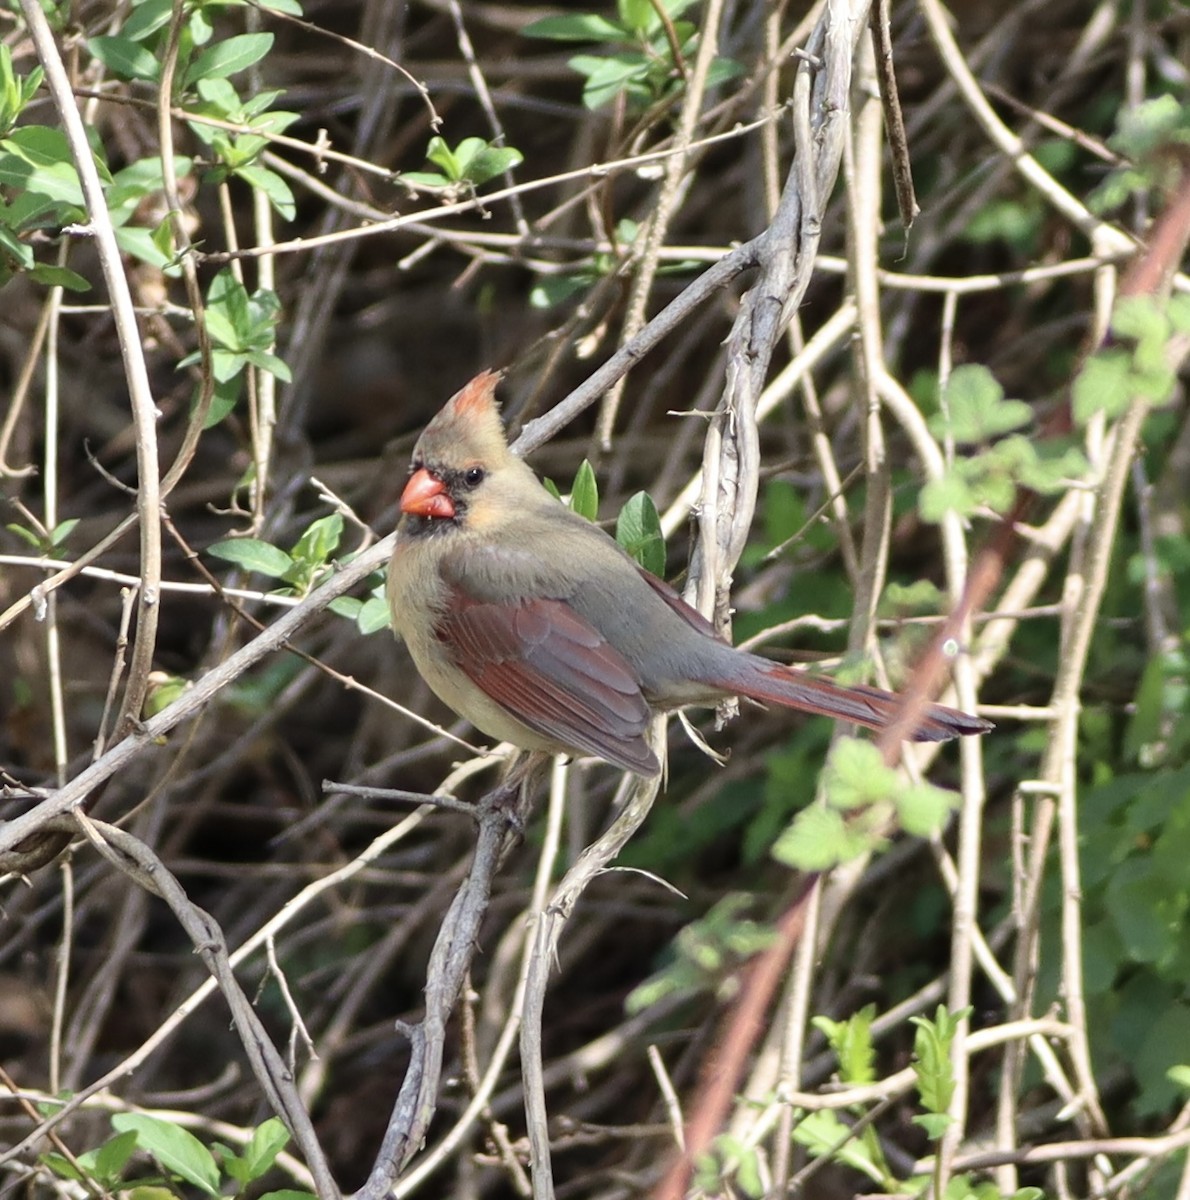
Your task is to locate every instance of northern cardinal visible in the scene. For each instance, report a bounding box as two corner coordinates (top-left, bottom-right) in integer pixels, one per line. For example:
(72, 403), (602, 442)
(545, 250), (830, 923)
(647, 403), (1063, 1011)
(386, 372), (991, 776)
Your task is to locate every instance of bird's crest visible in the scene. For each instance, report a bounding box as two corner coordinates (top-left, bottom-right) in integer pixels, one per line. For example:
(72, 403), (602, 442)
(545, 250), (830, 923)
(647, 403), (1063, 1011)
(421, 369), (509, 463)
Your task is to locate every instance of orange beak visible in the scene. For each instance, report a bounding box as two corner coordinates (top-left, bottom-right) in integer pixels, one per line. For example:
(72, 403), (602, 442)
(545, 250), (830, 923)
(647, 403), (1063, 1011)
(400, 467), (456, 519)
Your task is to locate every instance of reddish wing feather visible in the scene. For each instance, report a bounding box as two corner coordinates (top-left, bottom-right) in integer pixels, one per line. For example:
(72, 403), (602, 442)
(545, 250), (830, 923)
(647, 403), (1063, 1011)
(436, 590), (659, 774)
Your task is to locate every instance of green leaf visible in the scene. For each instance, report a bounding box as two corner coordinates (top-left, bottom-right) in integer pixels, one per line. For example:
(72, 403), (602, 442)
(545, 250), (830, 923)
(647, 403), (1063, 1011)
(242, 348), (293, 382)
(184, 33), (274, 87)
(569, 459), (599, 521)
(198, 376), (241, 428)
(909, 1005), (970, 1128)
(811, 1004), (877, 1084)
(529, 273), (591, 309)
(120, 0), (174, 42)
(108, 155), (193, 206)
(1073, 349), (1134, 423)
(114, 224), (176, 272)
(49, 518), (79, 547)
(398, 170), (451, 189)
(822, 739), (900, 810)
(29, 263), (90, 292)
(242, 1119), (290, 1179)
(1112, 294), (1168, 342)
(143, 674), (190, 719)
(791, 1111), (890, 1184)
(0, 225), (34, 270)
(111, 1114), (220, 1196)
(88, 36), (161, 82)
(39, 1152), (84, 1182)
(897, 781), (959, 837)
(356, 594), (392, 635)
(523, 14), (626, 40)
(930, 365), (1031, 444)
(291, 513), (343, 567)
(1168, 293), (1190, 334)
(80, 1129), (138, 1182)
(615, 491), (666, 575)
(207, 537), (293, 578)
(457, 142), (522, 186)
(234, 162), (296, 220)
(6, 522), (43, 549)
(0, 129), (85, 205)
(771, 804), (877, 871)
(207, 268), (251, 341)
(424, 135), (461, 180)
(570, 52), (652, 110)
(912, 1111), (953, 1139)
(209, 348), (248, 383)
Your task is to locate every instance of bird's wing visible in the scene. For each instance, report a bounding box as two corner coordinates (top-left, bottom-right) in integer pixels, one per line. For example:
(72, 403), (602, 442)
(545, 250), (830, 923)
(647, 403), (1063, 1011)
(635, 567), (725, 641)
(435, 548), (658, 774)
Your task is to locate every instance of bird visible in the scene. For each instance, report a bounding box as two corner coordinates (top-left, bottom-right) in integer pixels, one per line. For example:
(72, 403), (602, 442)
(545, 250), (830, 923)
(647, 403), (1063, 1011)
(386, 371), (992, 777)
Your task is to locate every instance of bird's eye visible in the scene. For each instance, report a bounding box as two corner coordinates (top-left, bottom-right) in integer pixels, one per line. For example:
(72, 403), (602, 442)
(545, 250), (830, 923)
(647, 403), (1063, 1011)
(463, 466), (485, 488)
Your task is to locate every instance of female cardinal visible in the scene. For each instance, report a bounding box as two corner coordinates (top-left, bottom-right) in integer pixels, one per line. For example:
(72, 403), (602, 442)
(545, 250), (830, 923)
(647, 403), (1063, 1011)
(386, 372), (991, 776)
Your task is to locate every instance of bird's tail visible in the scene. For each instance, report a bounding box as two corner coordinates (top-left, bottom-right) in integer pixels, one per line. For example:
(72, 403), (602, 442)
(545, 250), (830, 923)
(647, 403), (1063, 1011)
(713, 654), (992, 743)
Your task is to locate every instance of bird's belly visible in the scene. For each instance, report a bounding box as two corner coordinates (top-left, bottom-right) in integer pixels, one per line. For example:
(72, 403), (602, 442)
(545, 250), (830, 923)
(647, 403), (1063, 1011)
(406, 634), (566, 755)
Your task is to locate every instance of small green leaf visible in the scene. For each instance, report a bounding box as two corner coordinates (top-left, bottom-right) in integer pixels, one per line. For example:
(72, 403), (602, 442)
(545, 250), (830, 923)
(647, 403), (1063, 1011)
(29, 263), (90, 292)
(1073, 349), (1133, 423)
(569, 459), (599, 521)
(356, 595), (392, 635)
(88, 36), (161, 82)
(811, 1004), (877, 1084)
(822, 739), (900, 810)
(111, 1114), (220, 1196)
(234, 163), (296, 220)
(207, 537), (293, 578)
(399, 170), (451, 189)
(424, 135), (461, 180)
(771, 804), (876, 871)
(39, 1152), (84, 1182)
(1168, 294), (1190, 334)
(523, 14), (626, 40)
(85, 1129), (140, 1181)
(456, 141), (522, 186)
(328, 596), (362, 619)
(909, 1005), (970, 1126)
(199, 376), (241, 429)
(0, 130), (85, 205)
(897, 781), (959, 837)
(49, 518), (79, 547)
(541, 477), (562, 501)
(570, 52), (652, 110)
(120, 0), (174, 42)
(791, 1111), (890, 1184)
(143, 674), (190, 719)
(615, 491), (666, 575)
(912, 1111), (953, 1139)
(242, 348), (293, 382)
(241, 1118), (290, 1180)
(6, 522), (43, 549)
(930, 365), (1031, 444)
(184, 33), (274, 87)
(291, 513), (342, 567)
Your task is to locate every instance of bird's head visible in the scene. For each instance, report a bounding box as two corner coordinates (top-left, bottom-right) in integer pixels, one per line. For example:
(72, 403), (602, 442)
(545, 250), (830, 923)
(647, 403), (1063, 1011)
(399, 370), (532, 532)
